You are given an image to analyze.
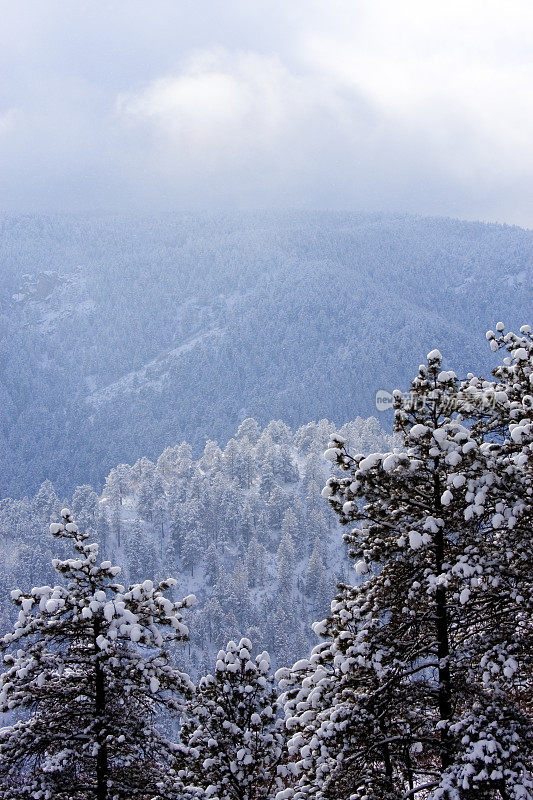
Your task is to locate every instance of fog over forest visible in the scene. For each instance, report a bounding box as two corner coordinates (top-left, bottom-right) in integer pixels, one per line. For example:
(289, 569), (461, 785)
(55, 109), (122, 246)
(1, 2), (532, 798)
(1, 212), (530, 498)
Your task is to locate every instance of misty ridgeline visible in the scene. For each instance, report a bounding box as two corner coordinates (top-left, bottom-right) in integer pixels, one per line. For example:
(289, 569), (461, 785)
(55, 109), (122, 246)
(0, 214), (531, 798)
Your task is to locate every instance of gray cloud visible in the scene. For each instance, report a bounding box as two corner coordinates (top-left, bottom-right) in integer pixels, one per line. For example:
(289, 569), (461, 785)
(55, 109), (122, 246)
(1, 0), (532, 225)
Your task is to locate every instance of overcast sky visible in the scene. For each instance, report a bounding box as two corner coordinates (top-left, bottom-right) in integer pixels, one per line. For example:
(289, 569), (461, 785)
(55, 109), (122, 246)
(1, 0), (532, 226)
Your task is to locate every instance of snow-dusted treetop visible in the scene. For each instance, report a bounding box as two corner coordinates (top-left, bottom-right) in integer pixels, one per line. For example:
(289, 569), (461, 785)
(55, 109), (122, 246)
(0, 508), (196, 800)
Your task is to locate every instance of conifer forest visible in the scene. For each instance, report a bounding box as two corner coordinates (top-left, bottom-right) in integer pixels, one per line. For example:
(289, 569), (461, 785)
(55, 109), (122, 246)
(1, 2), (532, 798)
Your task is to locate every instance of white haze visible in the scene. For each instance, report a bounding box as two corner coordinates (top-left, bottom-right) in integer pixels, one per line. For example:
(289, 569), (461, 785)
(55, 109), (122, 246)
(1, 0), (532, 226)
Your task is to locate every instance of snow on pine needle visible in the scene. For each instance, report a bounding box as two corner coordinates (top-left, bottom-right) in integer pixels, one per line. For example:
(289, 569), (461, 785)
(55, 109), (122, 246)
(0, 508), (195, 800)
(280, 330), (533, 800)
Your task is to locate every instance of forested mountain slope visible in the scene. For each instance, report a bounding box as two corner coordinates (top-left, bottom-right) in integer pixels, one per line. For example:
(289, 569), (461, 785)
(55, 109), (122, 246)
(0, 415), (395, 672)
(1, 212), (531, 497)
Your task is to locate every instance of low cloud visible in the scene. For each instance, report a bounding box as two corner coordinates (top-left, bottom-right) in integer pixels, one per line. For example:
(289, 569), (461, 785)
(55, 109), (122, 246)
(118, 51), (307, 162)
(1, 1), (532, 224)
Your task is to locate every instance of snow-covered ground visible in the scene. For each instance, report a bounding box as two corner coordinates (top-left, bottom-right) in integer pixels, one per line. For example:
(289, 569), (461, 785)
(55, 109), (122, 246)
(86, 327), (225, 407)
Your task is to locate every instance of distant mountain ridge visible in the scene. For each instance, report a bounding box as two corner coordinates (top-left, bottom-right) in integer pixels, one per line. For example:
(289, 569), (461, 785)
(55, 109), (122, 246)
(1, 211), (531, 497)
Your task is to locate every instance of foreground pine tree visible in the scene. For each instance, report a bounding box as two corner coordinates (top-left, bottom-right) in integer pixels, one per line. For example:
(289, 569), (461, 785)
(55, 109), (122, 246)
(179, 638), (288, 800)
(0, 509), (195, 800)
(278, 328), (532, 800)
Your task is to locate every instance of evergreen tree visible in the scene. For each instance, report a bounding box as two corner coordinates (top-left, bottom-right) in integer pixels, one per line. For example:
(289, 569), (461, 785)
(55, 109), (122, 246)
(205, 542), (220, 586)
(271, 599), (304, 668)
(173, 443), (194, 478)
(240, 502), (257, 545)
(136, 479), (155, 522)
(169, 499), (184, 556)
(236, 417), (261, 444)
(223, 483), (242, 541)
(307, 508), (330, 547)
(0, 509), (195, 800)
(305, 480), (322, 517)
(281, 508), (300, 553)
(255, 510), (271, 544)
(274, 444), (299, 483)
(33, 480), (60, 522)
(111, 505), (122, 549)
(280, 339), (532, 800)
(103, 465), (131, 507)
(124, 519), (157, 584)
(199, 438), (223, 471)
(153, 496), (167, 553)
(243, 490), (266, 528)
(181, 525), (203, 576)
(199, 596), (226, 646)
(269, 487), (289, 529)
(153, 474), (165, 505)
(277, 531), (296, 594)
(246, 536), (268, 588)
(228, 558), (252, 625)
(222, 438), (242, 482)
(14, 539), (53, 592)
(304, 543), (325, 598)
(96, 509), (110, 553)
(301, 453), (326, 490)
(71, 484), (99, 531)
(316, 572), (335, 618)
(260, 464), (276, 498)
(265, 420), (291, 445)
(179, 638), (287, 800)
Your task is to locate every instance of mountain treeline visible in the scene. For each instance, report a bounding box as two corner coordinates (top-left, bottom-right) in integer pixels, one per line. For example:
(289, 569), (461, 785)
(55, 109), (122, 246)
(0, 415), (394, 671)
(1, 212), (531, 497)
(0, 324), (531, 799)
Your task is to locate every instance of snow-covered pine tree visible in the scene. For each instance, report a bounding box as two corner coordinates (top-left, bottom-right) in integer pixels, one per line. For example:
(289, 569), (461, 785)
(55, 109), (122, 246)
(179, 638), (288, 800)
(459, 323), (532, 552)
(278, 338), (532, 800)
(33, 480), (60, 523)
(0, 508), (195, 800)
(245, 536), (267, 588)
(277, 531), (296, 594)
(451, 323), (533, 783)
(205, 542), (221, 586)
(181, 524), (204, 576)
(304, 542), (325, 598)
(282, 509), (302, 557)
(125, 519), (158, 583)
(136, 479), (155, 522)
(111, 505), (122, 548)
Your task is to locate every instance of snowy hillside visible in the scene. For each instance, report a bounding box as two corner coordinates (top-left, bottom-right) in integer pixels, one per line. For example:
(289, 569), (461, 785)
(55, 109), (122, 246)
(1, 212), (531, 498)
(0, 415), (395, 672)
